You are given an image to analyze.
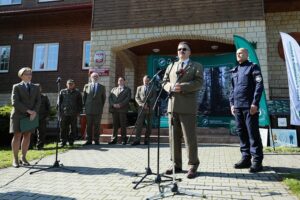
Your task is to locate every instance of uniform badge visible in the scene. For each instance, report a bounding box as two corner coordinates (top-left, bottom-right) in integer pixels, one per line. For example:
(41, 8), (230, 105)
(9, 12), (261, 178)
(255, 75), (262, 82)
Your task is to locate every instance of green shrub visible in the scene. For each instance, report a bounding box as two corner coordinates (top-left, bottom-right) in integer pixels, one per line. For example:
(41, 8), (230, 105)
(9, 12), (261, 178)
(0, 105), (12, 118)
(49, 106), (57, 120)
(0, 105), (12, 145)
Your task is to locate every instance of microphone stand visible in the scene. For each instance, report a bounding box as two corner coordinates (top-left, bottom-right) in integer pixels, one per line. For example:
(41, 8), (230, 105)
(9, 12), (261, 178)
(30, 78), (75, 174)
(132, 69), (178, 189)
(128, 70), (162, 143)
(131, 78), (159, 189)
(153, 82), (181, 184)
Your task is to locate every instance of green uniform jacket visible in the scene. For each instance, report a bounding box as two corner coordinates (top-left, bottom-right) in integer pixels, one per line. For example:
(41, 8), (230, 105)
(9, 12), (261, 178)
(58, 88), (83, 116)
(163, 60), (203, 114)
(10, 82), (41, 133)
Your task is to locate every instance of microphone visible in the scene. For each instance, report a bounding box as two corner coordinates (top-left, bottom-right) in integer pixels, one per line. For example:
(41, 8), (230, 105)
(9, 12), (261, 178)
(56, 77), (61, 83)
(149, 69), (163, 84)
(170, 56), (178, 63)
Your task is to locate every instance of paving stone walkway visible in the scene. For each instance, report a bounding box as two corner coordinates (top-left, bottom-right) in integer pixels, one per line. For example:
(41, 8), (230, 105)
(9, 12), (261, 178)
(0, 143), (299, 200)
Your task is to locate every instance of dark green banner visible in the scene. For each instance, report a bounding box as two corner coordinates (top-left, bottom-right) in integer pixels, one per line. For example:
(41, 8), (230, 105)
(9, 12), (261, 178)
(147, 53), (236, 128)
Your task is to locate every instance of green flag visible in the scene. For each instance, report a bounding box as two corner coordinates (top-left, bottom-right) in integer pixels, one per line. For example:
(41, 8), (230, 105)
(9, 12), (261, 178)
(233, 35), (270, 126)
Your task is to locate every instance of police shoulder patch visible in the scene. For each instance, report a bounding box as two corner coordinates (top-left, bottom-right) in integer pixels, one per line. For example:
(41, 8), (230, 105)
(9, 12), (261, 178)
(255, 75), (262, 82)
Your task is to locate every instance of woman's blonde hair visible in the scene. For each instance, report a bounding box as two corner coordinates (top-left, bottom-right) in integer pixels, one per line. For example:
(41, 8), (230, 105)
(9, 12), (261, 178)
(18, 67), (32, 78)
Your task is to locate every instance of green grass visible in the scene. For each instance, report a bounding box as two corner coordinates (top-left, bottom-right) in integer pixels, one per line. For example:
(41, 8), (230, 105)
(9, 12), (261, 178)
(0, 143), (81, 169)
(281, 173), (300, 199)
(264, 146), (300, 153)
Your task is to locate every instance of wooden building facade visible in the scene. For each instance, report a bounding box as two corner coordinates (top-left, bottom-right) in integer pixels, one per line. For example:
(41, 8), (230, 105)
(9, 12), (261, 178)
(1, 0), (300, 127)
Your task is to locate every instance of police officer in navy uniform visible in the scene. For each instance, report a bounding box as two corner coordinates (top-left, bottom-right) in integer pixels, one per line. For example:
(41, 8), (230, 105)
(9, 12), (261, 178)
(229, 48), (264, 173)
(58, 79), (83, 147)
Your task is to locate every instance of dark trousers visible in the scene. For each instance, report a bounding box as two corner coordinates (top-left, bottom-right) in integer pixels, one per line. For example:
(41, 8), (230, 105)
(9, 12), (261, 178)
(234, 108), (263, 163)
(135, 109), (152, 142)
(36, 118), (47, 147)
(112, 112), (127, 140)
(86, 114), (101, 143)
(60, 115), (77, 144)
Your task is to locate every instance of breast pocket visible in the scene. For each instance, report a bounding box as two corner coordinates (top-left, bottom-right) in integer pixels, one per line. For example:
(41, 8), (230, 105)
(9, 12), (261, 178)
(181, 70), (194, 82)
(239, 71), (251, 86)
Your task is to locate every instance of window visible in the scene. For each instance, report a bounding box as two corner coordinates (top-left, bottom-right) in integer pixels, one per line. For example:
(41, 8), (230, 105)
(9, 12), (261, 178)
(0, 0), (21, 6)
(33, 43), (59, 71)
(82, 41), (91, 69)
(0, 46), (10, 73)
(38, 0), (60, 2)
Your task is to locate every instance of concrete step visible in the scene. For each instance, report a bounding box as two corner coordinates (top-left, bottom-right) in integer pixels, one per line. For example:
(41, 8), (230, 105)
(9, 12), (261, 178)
(100, 127), (239, 144)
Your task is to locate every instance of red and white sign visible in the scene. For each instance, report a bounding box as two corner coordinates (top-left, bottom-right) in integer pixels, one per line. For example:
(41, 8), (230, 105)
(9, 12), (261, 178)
(94, 50), (106, 66)
(89, 67), (109, 76)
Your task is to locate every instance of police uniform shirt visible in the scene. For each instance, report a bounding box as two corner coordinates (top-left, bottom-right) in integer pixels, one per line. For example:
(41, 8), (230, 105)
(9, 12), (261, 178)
(230, 60), (264, 109)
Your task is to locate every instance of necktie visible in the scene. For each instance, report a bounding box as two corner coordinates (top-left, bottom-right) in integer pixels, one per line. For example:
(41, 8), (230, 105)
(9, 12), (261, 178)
(92, 84), (96, 96)
(26, 83), (30, 94)
(145, 86), (148, 95)
(181, 62), (185, 69)
(117, 87), (121, 95)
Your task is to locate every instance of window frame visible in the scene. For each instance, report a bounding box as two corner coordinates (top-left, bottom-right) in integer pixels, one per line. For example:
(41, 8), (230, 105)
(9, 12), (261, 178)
(38, 0), (61, 3)
(82, 40), (91, 70)
(0, 0), (22, 6)
(32, 43), (59, 72)
(0, 45), (11, 73)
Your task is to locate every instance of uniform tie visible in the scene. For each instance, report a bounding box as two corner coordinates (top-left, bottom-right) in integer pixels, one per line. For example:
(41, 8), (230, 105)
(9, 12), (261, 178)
(92, 83), (96, 96)
(117, 87), (122, 95)
(145, 85), (149, 95)
(26, 83), (30, 94)
(181, 62), (185, 69)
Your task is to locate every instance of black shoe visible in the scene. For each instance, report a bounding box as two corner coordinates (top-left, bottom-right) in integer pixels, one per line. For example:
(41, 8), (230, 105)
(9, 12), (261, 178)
(94, 141), (100, 145)
(234, 159), (251, 169)
(165, 167), (183, 175)
(249, 162), (263, 173)
(131, 140), (140, 146)
(83, 141), (92, 146)
(186, 168), (197, 179)
(108, 138), (117, 145)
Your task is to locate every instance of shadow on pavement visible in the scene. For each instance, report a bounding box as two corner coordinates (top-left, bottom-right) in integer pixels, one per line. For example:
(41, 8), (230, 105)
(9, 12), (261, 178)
(0, 191), (74, 200)
(268, 166), (300, 174)
(27, 165), (137, 177)
(197, 168), (280, 182)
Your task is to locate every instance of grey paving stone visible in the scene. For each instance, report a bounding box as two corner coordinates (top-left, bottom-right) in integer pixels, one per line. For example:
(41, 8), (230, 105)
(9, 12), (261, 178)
(0, 143), (298, 200)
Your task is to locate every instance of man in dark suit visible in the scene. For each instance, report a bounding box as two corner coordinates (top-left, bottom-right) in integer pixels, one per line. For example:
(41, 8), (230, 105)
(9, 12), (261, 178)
(58, 79), (83, 147)
(83, 72), (106, 145)
(163, 41), (203, 179)
(131, 75), (157, 146)
(108, 77), (131, 145)
(10, 67), (41, 167)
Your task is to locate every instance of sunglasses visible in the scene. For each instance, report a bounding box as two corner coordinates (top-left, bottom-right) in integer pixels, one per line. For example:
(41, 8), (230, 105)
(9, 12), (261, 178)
(178, 48), (188, 51)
